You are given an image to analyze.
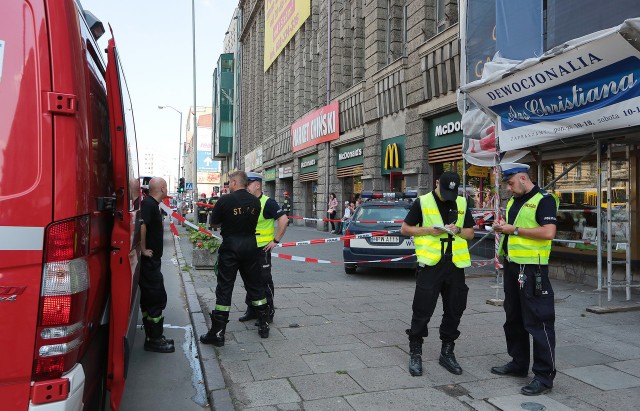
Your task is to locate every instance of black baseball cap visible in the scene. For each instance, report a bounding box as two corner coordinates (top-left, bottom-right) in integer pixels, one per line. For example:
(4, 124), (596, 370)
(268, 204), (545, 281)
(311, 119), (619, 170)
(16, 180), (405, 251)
(438, 172), (460, 201)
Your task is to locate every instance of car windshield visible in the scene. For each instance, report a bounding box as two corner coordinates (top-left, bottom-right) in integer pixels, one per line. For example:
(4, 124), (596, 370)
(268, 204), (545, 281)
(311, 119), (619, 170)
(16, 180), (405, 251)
(354, 205), (409, 222)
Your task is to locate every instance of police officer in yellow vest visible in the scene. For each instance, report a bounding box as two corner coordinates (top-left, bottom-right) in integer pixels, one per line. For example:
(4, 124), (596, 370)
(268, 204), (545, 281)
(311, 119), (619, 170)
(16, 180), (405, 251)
(491, 163), (558, 396)
(400, 172), (475, 377)
(238, 172), (289, 323)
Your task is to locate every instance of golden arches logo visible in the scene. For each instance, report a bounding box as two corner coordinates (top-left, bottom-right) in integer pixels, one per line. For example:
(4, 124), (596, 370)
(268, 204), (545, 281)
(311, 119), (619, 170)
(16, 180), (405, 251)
(384, 143), (400, 169)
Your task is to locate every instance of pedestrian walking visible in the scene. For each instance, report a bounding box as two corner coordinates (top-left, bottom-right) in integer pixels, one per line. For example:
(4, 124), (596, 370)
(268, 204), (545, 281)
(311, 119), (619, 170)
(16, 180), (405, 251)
(400, 172), (474, 377)
(327, 192), (338, 233)
(140, 177), (175, 353)
(491, 163), (558, 396)
(199, 171), (270, 346)
(340, 200), (352, 234)
(238, 172), (289, 324)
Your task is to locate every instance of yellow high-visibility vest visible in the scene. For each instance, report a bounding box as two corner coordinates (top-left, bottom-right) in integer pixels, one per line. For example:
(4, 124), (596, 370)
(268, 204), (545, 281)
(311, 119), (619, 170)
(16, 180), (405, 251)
(414, 193), (471, 268)
(498, 191), (559, 264)
(256, 195), (275, 247)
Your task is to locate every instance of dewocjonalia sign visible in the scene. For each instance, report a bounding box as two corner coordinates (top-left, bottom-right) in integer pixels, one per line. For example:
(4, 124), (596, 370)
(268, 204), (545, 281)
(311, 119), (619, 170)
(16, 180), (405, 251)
(467, 33), (640, 151)
(291, 101), (340, 152)
(264, 0), (310, 72)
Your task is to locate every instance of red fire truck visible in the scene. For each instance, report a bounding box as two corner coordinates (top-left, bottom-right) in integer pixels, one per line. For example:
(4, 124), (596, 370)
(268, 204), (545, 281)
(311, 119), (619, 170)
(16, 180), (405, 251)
(1, 1), (140, 409)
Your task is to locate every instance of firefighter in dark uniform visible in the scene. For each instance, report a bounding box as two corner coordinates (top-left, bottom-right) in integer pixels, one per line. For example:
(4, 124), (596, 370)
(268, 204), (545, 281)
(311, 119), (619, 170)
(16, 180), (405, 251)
(140, 177), (175, 353)
(400, 172), (475, 377)
(238, 172), (289, 323)
(197, 193), (208, 224)
(199, 171), (270, 346)
(207, 194), (219, 231)
(282, 191), (292, 225)
(491, 163), (558, 396)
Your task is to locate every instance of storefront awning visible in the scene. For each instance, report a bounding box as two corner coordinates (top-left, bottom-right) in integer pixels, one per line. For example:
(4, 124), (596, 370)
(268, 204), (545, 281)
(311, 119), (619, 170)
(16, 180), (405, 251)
(460, 18), (640, 153)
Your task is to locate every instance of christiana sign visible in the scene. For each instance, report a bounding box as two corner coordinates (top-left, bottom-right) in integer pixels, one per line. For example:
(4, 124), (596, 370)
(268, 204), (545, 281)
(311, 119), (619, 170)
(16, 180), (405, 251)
(465, 26), (640, 152)
(291, 101), (340, 152)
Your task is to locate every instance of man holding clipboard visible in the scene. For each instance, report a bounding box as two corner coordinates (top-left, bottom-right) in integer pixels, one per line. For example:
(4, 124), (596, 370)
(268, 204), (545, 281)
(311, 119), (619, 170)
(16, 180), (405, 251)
(401, 171), (475, 377)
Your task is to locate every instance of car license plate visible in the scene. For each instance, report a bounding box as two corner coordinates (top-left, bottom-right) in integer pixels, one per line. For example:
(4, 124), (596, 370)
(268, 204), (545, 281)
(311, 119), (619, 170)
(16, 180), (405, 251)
(371, 236), (400, 243)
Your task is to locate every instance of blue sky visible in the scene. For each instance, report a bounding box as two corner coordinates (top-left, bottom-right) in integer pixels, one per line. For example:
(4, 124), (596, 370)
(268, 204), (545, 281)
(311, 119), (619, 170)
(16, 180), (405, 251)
(82, 0), (237, 155)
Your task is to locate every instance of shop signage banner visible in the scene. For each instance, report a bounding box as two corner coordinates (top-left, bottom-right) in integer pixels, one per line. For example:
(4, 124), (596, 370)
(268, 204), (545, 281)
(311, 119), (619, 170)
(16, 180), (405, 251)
(264, 168), (277, 182)
(463, 0), (496, 83)
(291, 101), (340, 152)
(429, 111), (463, 149)
(299, 154), (318, 173)
(468, 33), (640, 152)
(244, 146), (263, 171)
(336, 141), (364, 168)
(279, 164), (293, 178)
(380, 136), (405, 175)
(264, 0), (310, 72)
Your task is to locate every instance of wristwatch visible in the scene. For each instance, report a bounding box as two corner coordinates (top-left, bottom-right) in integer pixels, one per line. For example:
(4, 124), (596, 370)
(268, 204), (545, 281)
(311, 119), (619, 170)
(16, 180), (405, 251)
(513, 227), (519, 236)
(273, 239), (280, 244)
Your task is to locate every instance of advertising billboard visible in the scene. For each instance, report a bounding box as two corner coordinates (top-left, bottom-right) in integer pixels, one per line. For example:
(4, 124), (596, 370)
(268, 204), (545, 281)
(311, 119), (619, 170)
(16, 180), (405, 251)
(264, 0), (310, 72)
(291, 101), (340, 153)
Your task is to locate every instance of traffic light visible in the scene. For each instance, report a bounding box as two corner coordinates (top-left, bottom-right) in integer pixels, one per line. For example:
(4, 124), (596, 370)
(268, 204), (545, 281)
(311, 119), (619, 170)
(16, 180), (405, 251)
(178, 177), (185, 193)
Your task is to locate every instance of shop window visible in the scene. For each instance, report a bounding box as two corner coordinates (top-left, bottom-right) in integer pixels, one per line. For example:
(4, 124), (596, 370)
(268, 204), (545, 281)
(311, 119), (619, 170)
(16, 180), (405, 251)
(546, 157), (629, 255)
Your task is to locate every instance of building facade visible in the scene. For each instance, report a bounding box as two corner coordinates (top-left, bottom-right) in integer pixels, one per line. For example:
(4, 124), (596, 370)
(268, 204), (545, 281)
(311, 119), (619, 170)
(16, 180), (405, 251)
(235, 0), (460, 228)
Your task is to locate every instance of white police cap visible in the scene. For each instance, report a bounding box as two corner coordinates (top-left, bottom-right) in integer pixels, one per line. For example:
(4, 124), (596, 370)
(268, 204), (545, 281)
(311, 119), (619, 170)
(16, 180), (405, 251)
(246, 172), (263, 182)
(500, 162), (530, 182)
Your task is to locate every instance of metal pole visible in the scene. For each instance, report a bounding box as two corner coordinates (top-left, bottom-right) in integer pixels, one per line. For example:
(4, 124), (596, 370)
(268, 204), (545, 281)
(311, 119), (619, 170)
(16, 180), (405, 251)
(596, 144), (602, 293)
(158, 106), (183, 192)
(192, 0), (198, 199)
(324, 0), (332, 231)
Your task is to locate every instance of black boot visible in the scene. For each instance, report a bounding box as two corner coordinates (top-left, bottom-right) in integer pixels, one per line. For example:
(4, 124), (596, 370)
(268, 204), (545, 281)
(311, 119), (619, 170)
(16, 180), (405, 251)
(238, 306), (258, 322)
(256, 309), (270, 339)
(409, 343), (423, 377)
(439, 341), (462, 375)
(144, 318), (175, 353)
(200, 312), (228, 346)
(143, 317), (174, 345)
(254, 304), (275, 326)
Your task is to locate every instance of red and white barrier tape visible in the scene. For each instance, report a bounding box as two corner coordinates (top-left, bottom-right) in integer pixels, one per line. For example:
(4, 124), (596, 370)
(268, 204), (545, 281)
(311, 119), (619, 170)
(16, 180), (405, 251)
(275, 230), (401, 248)
(272, 253), (416, 265)
(159, 202), (222, 241)
(195, 201), (216, 209)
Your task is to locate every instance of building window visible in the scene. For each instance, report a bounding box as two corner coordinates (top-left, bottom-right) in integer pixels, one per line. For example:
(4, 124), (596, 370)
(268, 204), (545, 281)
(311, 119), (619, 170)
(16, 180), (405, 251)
(436, 0), (446, 34)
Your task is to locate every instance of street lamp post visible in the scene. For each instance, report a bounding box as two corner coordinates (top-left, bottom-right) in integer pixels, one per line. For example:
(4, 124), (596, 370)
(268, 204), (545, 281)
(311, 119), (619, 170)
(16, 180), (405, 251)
(191, 0), (198, 200)
(158, 105), (183, 193)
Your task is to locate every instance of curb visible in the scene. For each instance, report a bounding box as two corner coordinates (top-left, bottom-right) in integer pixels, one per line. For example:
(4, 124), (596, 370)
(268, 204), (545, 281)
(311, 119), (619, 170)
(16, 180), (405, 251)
(173, 235), (234, 411)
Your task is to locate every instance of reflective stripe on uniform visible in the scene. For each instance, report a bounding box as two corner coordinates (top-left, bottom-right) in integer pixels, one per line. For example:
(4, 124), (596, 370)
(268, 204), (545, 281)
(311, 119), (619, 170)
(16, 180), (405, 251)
(0, 226), (44, 250)
(215, 304), (231, 312)
(251, 298), (267, 306)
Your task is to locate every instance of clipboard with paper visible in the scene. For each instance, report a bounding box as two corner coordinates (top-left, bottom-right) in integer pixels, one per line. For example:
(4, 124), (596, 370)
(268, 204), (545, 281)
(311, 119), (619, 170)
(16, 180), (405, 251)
(432, 224), (457, 236)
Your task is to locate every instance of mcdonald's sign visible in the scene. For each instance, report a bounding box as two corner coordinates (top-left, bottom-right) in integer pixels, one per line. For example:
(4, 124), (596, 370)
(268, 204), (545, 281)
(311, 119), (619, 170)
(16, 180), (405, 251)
(381, 137), (404, 175)
(384, 143), (400, 170)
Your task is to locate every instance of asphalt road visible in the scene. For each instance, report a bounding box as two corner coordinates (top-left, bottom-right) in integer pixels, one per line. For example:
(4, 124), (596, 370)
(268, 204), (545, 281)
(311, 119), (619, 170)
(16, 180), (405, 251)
(269, 224), (417, 285)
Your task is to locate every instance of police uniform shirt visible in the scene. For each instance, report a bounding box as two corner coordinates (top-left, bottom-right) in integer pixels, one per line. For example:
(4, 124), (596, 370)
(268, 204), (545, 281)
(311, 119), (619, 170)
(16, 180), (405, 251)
(502, 185), (558, 253)
(260, 195), (287, 220)
(141, 196), (163, 259)
(404, 193), (475, 254)
(210, 189), (261, 238)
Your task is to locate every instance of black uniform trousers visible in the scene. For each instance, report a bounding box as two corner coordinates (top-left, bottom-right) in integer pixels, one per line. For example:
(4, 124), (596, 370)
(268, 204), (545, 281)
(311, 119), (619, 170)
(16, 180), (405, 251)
(215, 236), (267, 318)
(408, 257), (469, 344)
(503, 261), (556, 387)
(139, 256), (167, 319)
(245, 247), (274, 308)
(198, 207), (208, 224)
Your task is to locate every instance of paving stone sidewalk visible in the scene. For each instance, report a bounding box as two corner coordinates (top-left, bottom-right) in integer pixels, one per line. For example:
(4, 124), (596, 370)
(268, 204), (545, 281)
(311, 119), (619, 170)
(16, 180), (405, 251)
(173, 222), (640, 411)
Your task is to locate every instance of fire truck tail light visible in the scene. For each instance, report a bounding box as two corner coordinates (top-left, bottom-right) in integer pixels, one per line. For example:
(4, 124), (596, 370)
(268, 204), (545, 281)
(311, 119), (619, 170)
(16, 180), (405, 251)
(41, 322), (83, 339)
(42, 259), (89, 295)
(33, 217), (90, 381)
(38, 337), (83, 357)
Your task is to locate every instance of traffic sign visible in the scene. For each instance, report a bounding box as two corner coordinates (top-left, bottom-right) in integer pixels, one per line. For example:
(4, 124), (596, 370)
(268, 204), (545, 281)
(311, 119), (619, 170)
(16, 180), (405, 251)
(185, 182), (193, 191)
